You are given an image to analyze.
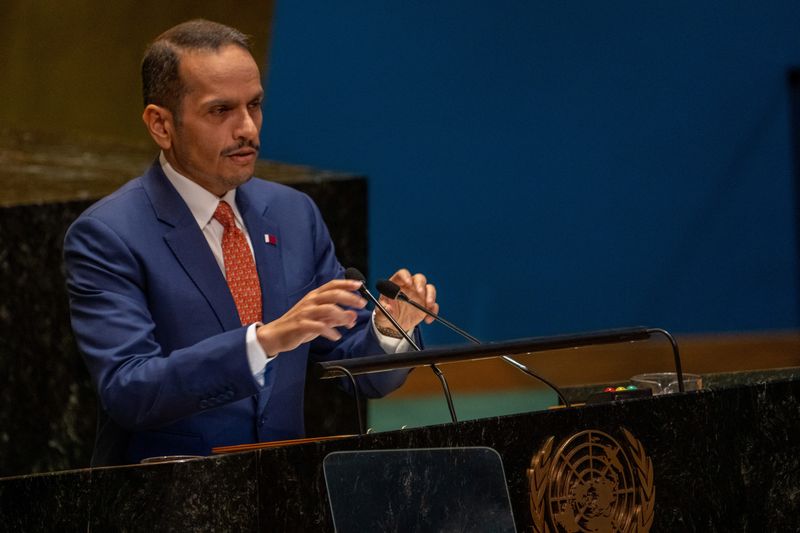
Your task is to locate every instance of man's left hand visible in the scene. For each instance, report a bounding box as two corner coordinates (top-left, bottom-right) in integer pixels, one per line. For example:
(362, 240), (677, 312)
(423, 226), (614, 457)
(375, 268), (438, 333)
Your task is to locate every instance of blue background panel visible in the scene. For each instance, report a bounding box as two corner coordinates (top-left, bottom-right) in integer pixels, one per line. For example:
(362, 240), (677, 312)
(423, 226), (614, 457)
(262, 1), (800, 345)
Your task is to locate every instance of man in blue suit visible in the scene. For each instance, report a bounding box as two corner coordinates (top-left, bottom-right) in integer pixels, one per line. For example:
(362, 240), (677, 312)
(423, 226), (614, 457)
(64, 20), (438, 466)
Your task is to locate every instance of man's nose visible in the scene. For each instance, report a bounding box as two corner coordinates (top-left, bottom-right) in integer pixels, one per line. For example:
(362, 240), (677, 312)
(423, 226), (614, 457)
(234, 108), (260, 139)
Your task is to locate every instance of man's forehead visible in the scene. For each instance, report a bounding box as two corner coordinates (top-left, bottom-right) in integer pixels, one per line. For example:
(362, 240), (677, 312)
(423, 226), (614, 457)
(178, 45), (261, 93)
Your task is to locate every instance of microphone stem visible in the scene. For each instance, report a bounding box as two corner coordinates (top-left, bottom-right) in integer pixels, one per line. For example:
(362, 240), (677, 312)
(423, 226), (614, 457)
(327, 364), (365, 435)
(360, 288), (421, 351)
(361, 286), (459, 423)
(499, 355), (571, 408)
(430, 364), (458, 423)
(403, 298), (482, 344)
(400, 294), (572, 408)
(345, 268), (459, 424)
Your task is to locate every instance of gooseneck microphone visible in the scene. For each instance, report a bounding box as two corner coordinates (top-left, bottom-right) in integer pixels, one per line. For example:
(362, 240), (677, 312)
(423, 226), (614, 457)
(344, 268), (458, 423)
(376, 279), (481, 343)
(376, 278), (572, 408)
(345, 268), (420, 351)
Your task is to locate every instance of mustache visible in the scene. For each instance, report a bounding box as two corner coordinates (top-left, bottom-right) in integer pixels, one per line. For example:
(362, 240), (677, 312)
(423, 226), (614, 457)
(221, 140), (260, 156)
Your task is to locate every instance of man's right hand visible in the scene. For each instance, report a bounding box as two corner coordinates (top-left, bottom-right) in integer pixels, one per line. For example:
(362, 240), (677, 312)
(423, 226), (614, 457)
(255, 279), (367, 357)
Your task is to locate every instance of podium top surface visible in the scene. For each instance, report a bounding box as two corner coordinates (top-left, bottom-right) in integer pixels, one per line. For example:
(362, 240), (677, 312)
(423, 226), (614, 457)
(315, 326), (654, 378)
(0, 128), (360, 207)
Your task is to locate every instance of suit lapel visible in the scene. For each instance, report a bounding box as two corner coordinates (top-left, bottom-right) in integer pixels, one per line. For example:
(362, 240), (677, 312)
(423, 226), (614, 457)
(237, 185), (288, 415)
(236, 187), (288, 326)
(142, 162), (241, 332)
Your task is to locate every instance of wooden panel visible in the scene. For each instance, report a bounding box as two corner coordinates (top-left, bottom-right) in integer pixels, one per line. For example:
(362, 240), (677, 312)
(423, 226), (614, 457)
(0, 1), (274, 142)
(389, 331), (800, 397)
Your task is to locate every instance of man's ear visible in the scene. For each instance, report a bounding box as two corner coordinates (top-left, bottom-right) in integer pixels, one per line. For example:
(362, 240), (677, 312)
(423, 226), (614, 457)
(142, 104), (175, 150)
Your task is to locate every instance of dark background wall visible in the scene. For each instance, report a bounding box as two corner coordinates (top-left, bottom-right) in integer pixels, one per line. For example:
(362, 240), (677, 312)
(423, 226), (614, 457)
(261, 1), (800, 345)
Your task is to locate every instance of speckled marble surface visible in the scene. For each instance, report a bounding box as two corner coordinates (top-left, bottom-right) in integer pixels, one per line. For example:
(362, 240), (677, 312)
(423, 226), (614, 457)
(0, 129), (368, 477)
(0, 128), (359, 206)
(561, 366), (800, 405)
(3, 375), (800, 531)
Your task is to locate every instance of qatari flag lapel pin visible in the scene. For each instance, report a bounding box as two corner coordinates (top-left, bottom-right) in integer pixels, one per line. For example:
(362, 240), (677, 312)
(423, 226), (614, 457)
(264, 234), (278, 246)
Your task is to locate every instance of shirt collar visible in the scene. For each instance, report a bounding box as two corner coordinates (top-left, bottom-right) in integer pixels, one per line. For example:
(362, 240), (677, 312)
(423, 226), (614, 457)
(159, 152), (242, 228)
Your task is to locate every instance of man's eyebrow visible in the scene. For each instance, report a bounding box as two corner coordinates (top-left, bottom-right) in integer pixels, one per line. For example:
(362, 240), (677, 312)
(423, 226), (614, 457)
(204, 98), (234, 108)
(203, 92), (264, 107)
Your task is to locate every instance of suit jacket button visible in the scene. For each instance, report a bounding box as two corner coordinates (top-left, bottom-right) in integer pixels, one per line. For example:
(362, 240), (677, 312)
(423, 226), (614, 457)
(200, 400), (209, 409)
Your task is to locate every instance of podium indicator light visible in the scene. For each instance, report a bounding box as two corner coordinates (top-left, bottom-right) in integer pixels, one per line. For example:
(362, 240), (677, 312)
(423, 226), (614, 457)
(587, 387), (653, 404)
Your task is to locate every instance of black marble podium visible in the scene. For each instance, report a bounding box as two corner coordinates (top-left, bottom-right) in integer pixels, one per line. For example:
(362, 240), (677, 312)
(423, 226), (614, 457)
(2, 369), (800, 531)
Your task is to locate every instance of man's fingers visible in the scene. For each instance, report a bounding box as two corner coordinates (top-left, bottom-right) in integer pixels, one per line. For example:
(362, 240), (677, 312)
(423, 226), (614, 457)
(411, 273), (428, 295)
(296, 318), (346, 342)
(302, 305), (358, 328)
(317, 325), (347, 342)
(398, 274), (435, 311)
(389, 268), (413, 287)
(320, 279), (363, 291)
(300, 279), (365, 311)
(258, 278), (366, 356)
(309, 290), (366, 309)
(389, 270), (429, 301)
(425, 283), (437, 308)
(424, 302), (440, 324)
(310, 278), (363, 298)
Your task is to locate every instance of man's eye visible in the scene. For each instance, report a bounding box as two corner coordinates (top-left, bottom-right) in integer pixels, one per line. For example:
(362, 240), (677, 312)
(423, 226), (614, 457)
(248, 100), (263, 109)
(211, 107), (229, 115)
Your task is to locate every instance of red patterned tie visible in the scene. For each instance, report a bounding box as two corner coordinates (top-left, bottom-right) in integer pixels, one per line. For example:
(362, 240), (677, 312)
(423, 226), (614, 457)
(213, 201), (262, 326)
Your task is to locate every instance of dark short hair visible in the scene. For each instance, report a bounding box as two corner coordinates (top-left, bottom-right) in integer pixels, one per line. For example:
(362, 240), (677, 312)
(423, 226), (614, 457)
(141, 19), (252, 119)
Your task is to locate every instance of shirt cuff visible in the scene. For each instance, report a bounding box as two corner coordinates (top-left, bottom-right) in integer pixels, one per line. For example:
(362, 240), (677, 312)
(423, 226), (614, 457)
(371, 312), (413, 353)
(246, 322), (277, 387)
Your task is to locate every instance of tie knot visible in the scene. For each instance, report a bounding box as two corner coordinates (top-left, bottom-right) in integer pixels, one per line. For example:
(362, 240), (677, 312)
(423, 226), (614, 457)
(213, 201), (236, 228)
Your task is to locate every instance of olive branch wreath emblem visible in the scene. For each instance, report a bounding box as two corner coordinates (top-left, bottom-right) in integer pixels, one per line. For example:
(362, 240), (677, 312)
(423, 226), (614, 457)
(527, 428), (655, 533)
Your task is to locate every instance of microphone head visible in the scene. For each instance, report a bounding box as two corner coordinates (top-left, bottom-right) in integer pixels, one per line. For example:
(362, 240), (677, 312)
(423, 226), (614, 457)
(376, 279), (402, 299)
(344, 267), (370, 297)
(344, 267), (366, 283)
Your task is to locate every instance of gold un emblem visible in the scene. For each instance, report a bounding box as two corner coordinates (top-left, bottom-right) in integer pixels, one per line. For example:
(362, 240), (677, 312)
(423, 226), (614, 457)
(527, 428), (655, 533)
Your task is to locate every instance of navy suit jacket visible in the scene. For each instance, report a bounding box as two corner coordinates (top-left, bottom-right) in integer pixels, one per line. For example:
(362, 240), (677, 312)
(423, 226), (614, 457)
(64, 162), (409, 466)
